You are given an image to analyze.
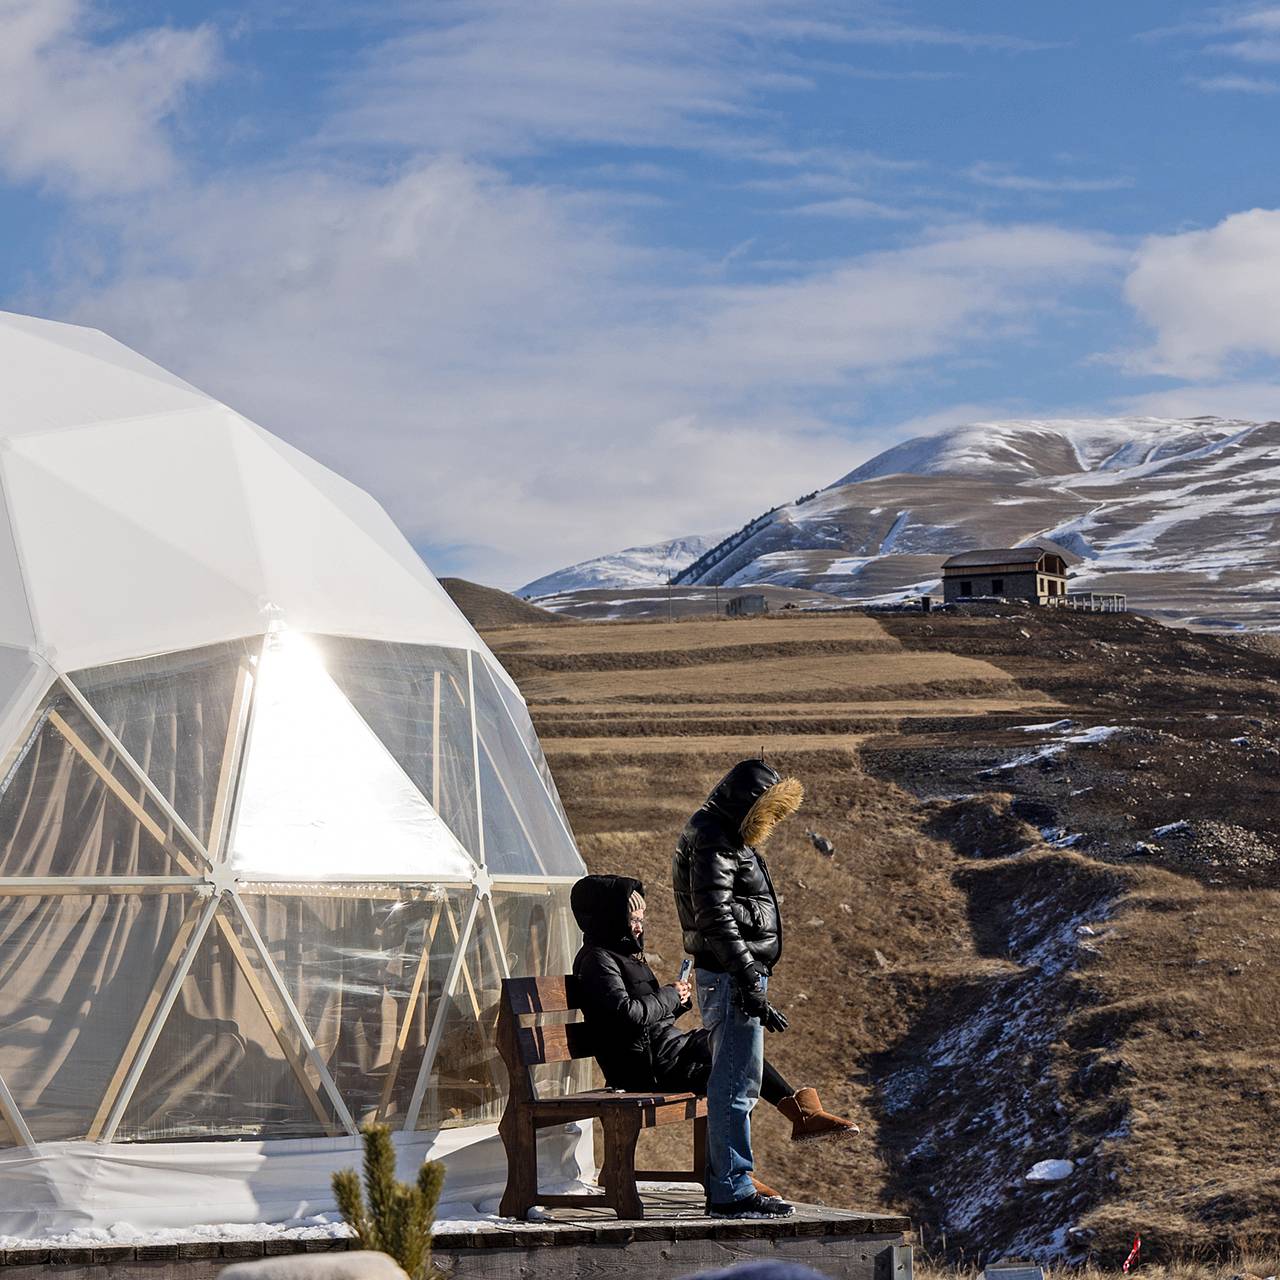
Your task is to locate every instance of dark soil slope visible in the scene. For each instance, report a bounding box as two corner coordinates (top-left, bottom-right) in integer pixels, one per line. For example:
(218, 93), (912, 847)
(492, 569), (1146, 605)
(440, 577), (567, 628)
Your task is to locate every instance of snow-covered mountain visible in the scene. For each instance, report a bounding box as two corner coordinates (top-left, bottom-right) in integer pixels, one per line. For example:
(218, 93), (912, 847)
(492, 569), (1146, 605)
(516, 532), (726, 598)
(529, 417), (1280, 629)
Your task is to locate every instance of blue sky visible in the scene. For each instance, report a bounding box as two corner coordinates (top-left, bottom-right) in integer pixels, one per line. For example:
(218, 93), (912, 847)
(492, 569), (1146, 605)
(3, 1), (1280, 587)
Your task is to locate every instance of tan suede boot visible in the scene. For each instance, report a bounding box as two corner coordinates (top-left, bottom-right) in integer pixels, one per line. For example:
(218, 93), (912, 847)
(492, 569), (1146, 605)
(751, 1173), (783, 1199)
(778, 1088), (860, 1142)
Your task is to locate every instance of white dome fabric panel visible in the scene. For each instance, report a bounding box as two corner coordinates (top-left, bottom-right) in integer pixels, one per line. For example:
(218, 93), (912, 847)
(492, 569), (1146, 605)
(0, 313), (208, 434)
(0, 330), (488, 672)
(1, 411), (269, 671)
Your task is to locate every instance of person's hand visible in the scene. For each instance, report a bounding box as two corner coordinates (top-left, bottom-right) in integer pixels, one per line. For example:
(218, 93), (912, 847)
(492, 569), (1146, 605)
(736, 980), (770, 1021)
(674, 979), (693, 1004)
(762, 1004), (789, 1034)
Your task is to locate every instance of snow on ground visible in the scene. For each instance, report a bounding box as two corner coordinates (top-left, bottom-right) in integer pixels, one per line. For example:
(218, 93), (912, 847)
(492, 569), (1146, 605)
(517, 533), (726, 598)
(0, 1181), (652, 1248)
(985, 723), (1123, 772)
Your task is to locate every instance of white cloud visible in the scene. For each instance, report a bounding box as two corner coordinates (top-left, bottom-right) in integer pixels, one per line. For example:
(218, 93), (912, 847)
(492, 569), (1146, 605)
(53, 157), (1120, 586)
(1191, 72), (1280, 92)
(1118, 381), (1280, 422)
(0, 0), (217, 195)
(327, 1), (1048, 161)
(1125, 208), (1280, 378)
(790, 195), (915, 218)
(329, 0), (817, 158)
(966, 162), (1133, 193)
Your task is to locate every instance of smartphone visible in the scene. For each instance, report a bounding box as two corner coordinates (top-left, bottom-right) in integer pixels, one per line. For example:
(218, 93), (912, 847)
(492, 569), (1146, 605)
(678, 958), (693, 983)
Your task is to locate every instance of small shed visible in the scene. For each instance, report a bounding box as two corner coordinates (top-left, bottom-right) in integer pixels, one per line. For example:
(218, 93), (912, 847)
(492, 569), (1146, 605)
(941, 546), (1069, 605)
(726, 593), (769, 617)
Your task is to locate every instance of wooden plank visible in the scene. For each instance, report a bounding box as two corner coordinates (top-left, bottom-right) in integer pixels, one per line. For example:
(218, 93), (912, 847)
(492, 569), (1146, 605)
(48, 710), (196, 873)
(0, 881), (197, 897)
(529, 1090), (699, 1109)
(515, 1021), (594, 1066)
(376, 899), (445, 1122)
(503, 975), (579, 1015)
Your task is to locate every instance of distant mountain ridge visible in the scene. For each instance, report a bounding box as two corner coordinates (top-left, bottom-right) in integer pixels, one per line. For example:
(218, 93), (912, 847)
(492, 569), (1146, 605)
(525, 416), (1280, 629)
(516, 532), (726, 598)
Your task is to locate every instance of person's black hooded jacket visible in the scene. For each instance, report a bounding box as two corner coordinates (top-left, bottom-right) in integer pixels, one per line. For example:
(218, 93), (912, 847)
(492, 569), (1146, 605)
(672, 760), (785, 982)
(570, 874), (695, 1090)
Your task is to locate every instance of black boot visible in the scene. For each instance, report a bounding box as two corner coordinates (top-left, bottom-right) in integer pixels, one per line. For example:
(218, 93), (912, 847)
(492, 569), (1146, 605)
(707, 1192), (795, 1219)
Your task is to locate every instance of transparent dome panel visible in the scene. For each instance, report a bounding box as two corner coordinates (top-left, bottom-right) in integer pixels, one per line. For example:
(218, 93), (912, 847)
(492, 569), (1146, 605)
(0, 891), (198, 1141)
(116, 903), (343, 1142)
(310, 638), (480, 858)
(69, 638), (261, 851)
(237, 884), (473, 1127)
(489, 674), (572, 831)
(493, 884), (592, 1100)
(415, 898), (506, 1129)
(229, 633), (474, 881)
(474, 661), (585, 877)
(0, 690), (207, 879)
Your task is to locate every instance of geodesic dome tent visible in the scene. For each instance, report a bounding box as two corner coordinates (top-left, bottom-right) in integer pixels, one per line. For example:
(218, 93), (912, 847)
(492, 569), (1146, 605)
(0, 311), (589, 1235)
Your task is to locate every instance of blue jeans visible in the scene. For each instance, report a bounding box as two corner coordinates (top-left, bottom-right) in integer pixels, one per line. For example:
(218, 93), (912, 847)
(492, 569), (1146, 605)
(697, 969), (764, 1205)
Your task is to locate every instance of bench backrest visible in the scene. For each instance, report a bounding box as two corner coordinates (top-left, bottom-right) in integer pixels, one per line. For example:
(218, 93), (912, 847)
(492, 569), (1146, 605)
(497, 975), (594, 1102)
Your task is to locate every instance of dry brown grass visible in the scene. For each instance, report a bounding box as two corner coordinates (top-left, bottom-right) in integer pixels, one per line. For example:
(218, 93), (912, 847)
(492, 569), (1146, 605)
(486, 614), (897, 655)
(517, 652), (1021, 703)
(483, 605), (1280, 1267)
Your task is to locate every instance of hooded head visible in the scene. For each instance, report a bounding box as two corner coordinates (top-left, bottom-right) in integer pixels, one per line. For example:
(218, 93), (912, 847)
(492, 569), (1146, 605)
(571, 874), (646, 954)
(704, 759), (805, 847)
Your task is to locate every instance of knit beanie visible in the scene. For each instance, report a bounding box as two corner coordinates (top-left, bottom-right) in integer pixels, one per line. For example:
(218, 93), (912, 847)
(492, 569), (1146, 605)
(626, 889), (645, 917)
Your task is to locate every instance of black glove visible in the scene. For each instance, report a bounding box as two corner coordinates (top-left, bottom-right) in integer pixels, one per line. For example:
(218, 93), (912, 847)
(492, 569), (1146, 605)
(735, 965), (788, 1032)
(762, 1004), (789, 1033)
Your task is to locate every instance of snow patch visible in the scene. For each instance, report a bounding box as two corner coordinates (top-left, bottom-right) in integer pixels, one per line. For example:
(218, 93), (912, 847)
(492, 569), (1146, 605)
(1026, 1160), (1075, 1183)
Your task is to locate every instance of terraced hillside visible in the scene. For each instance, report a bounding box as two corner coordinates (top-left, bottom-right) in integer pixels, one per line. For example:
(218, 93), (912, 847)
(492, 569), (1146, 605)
(481, 608), (1280, 1266)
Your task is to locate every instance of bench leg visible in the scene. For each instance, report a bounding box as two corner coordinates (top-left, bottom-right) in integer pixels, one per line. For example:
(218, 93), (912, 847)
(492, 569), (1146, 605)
(693, 1113), (707, 1187)
(498, 1103), (538, 1220)
(600, 1111), (644, 1220)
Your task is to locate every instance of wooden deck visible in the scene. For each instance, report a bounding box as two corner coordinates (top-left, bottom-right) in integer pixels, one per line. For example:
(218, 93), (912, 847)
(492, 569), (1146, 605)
(0, 1188), (912, 1280)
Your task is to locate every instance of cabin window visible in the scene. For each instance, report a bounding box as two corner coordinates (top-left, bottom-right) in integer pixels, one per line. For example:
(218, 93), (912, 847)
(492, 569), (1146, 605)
(960, 579), (972, 596)
(991, 578), (1004, 595)
(1037, 577), (1044, 595)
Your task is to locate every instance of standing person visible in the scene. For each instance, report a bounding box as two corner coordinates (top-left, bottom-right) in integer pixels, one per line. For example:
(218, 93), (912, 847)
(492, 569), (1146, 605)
(569, 876), (855, 1201)
(674, 759), (850, 1218)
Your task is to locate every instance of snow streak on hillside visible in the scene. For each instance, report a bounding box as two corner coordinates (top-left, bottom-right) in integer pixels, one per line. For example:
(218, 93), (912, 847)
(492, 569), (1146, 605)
(517, 533), (725, 598)
(529, 417), (1280, 629)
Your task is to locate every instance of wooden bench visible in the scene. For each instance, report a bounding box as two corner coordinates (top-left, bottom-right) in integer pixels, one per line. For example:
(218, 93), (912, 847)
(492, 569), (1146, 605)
(496, 975), (707, 1221)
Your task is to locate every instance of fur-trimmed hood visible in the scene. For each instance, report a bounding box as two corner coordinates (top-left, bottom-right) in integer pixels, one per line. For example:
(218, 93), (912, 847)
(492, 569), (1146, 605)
(704, 759), (804, 846)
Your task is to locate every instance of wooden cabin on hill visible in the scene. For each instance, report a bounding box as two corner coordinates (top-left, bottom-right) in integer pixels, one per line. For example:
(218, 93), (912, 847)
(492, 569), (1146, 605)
(941, 546), (1069, 605)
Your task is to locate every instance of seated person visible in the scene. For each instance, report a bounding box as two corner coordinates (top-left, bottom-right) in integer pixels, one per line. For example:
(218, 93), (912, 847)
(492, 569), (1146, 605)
(570, 874), (857, 1144)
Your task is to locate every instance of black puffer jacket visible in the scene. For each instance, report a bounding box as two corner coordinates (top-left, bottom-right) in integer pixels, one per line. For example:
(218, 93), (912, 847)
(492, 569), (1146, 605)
(570, 875), (693, 1089)
(672, 760), (783, 981)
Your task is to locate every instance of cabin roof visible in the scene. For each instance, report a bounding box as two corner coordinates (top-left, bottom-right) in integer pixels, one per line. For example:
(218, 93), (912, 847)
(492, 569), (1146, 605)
(942, 545), (1065, 570)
